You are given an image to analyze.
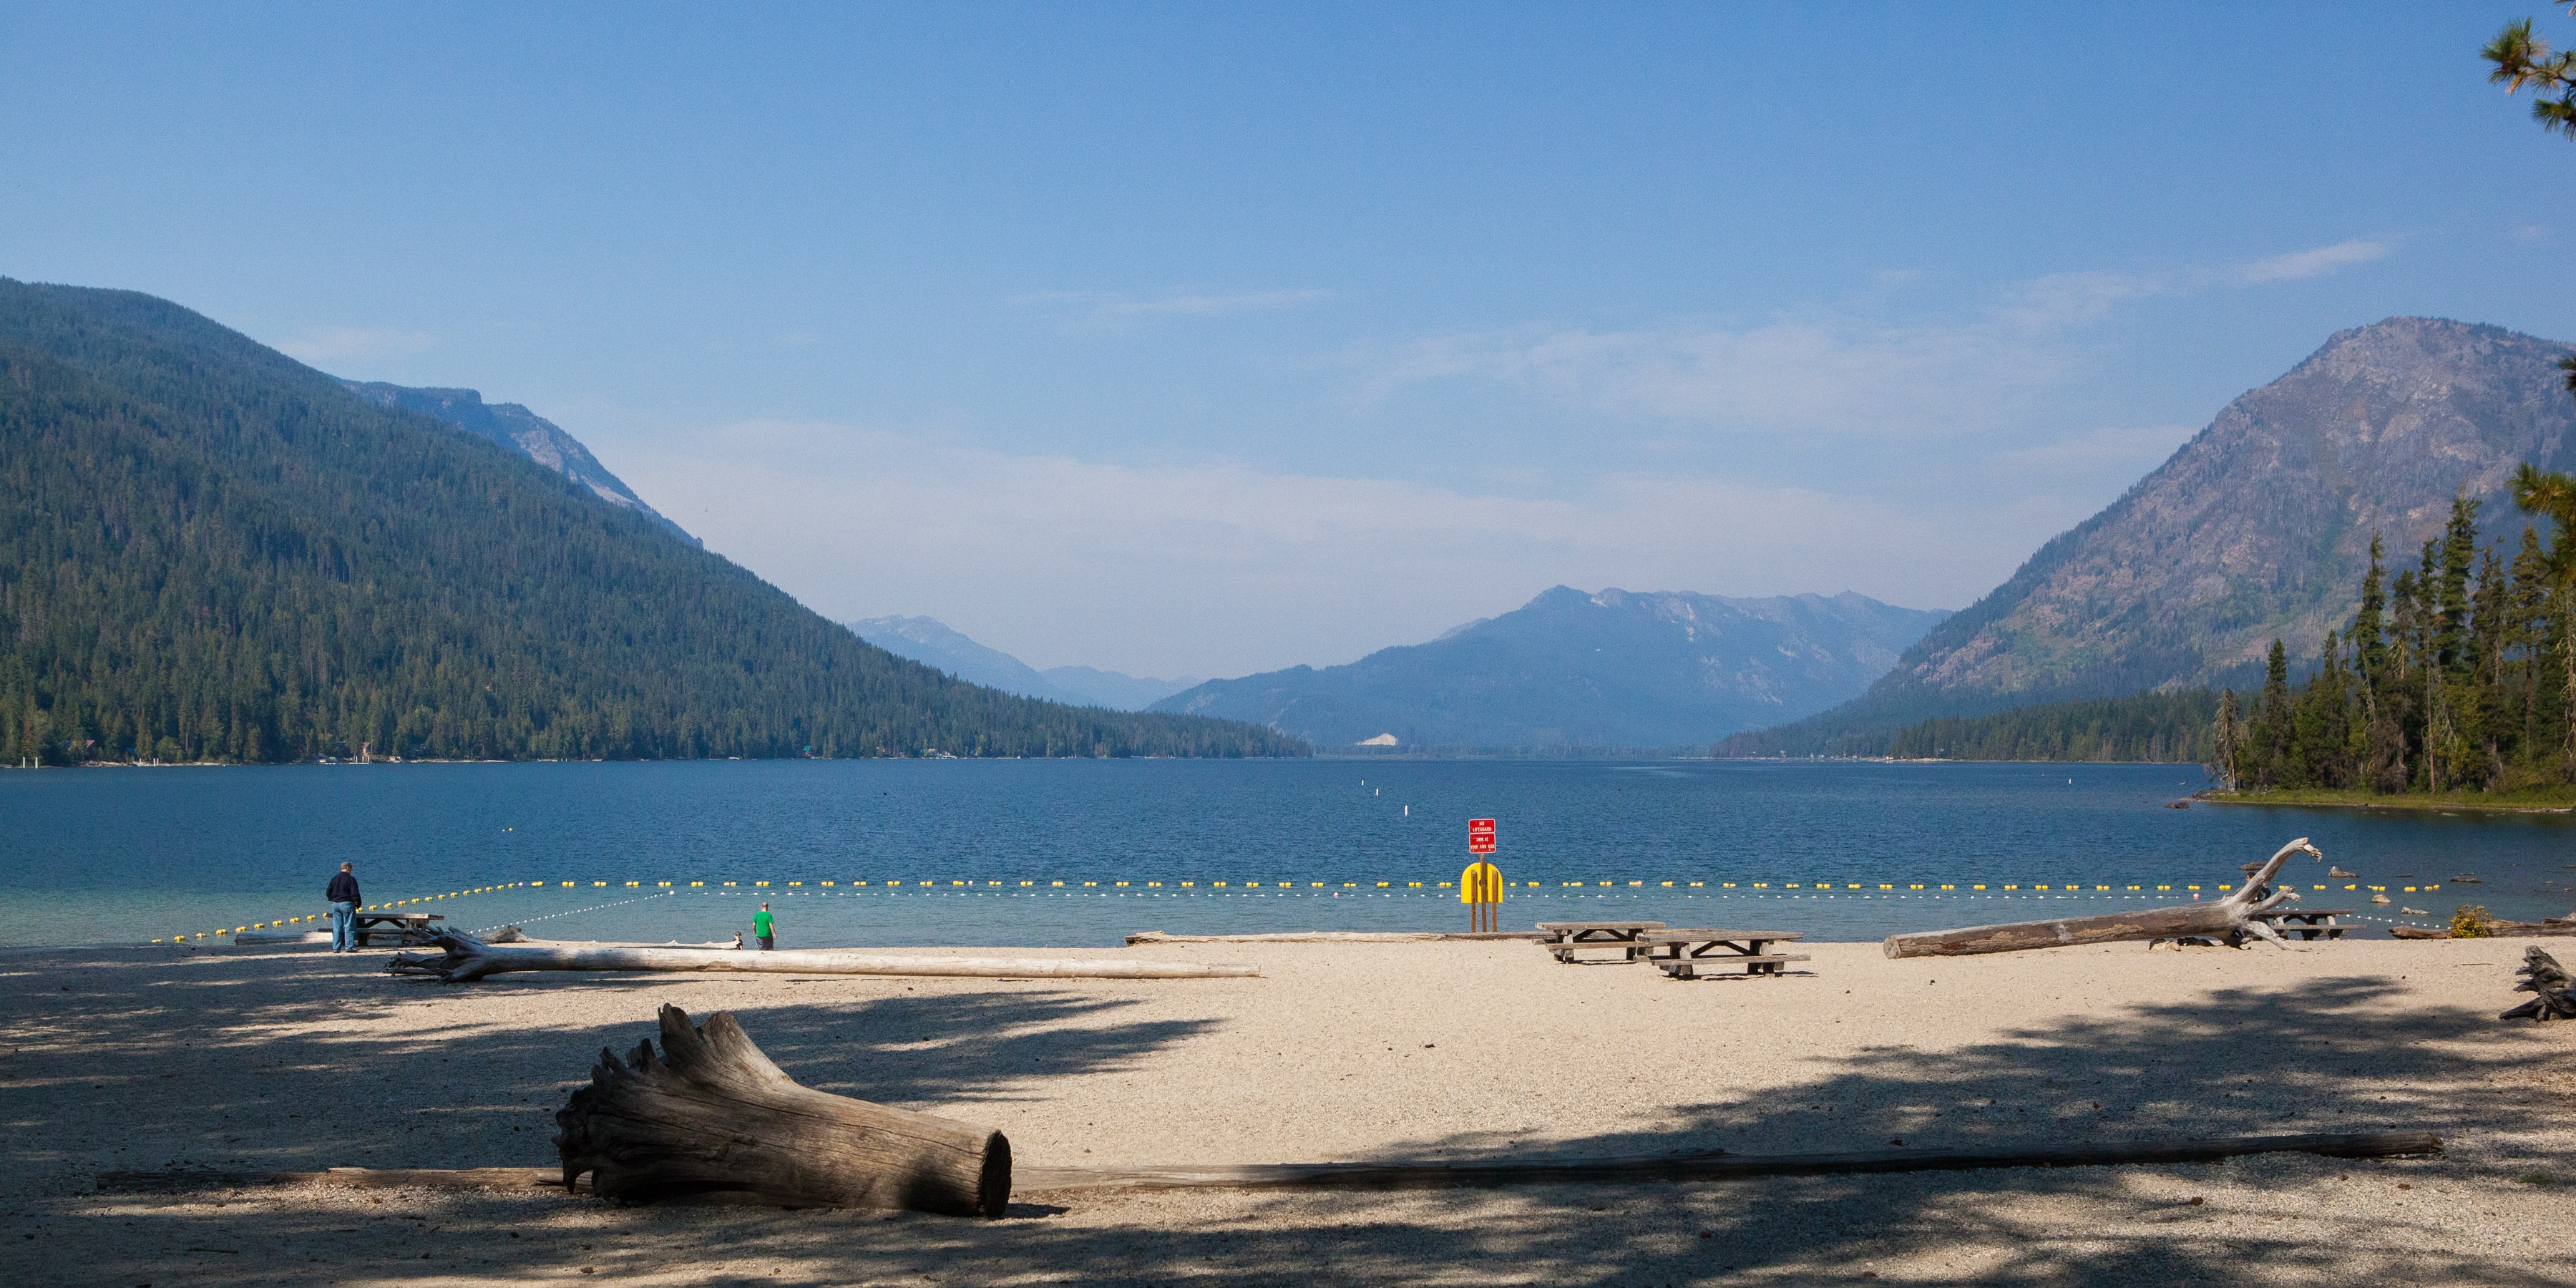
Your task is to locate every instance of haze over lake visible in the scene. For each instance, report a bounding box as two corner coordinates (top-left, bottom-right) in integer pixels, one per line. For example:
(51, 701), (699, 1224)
(4, 760), (2562, 948)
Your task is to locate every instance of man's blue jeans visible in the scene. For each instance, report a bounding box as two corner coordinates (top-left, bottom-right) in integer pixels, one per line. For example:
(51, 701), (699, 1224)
(331, 902), (357, 952)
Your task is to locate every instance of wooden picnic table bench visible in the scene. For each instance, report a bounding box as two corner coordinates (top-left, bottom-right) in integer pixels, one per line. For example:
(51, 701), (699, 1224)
(1635, 930), (1810, 979)
(2253, 909), (2351, 942)
(350, 910), (443, 947)
(1535, 922), (1667, 963)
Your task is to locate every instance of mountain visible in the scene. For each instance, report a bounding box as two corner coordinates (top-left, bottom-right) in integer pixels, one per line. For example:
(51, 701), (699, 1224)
(1722, 316), (2576, 756)
(1151, 587), (1951, 748)
(847, 615), (1201, 710)
(0, 278), (1302, 763)
(344, 382), (698, 545)
(1038, 665), (1204, 711)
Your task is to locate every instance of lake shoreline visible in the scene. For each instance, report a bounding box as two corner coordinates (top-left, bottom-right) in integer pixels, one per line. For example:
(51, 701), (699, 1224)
(2197, 788), (2575, 815)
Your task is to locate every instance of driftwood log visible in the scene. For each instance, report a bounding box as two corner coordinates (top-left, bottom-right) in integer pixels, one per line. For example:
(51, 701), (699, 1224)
(1124, 930), (1549, 945)
(2391, 916), (2576, 940)
(97, 1129), (2439, 1199)
(1883, 839), (2323, 959)
(2494, 917), (2576, 937)
(2503, 947), (2576, 1022)
(386, 932), (1257, 982)
(1016, 1130), (2440, 1191)
(557, 1004), (1010, 1215)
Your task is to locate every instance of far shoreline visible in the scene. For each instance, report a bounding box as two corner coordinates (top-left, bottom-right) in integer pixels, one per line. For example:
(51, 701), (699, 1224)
(2197, 787), (2575, 816)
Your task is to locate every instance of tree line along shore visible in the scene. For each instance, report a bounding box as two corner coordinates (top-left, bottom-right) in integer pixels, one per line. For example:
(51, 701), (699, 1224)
(2210, 483), (2575, 806)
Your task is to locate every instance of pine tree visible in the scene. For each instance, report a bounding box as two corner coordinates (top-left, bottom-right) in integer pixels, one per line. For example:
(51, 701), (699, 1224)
(2248, 639), (2293, 789)
(2210, 688), (2243, 789)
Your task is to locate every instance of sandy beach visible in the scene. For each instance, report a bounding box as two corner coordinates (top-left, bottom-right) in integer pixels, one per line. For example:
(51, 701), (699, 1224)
(4, 933), (2570, 1286)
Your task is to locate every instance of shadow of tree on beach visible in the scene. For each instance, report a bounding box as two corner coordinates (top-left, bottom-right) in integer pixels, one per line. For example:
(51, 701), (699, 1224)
(0, 945), (1218, 1181)
(14, 947), (2575, 1287)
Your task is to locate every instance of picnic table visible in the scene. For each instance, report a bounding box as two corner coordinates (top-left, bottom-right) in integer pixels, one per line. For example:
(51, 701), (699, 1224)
(1636, 930), (1809, 979)
(350, 910), (444, 947)
(1535, 921), (1667, 964)
(2253, 909), (2351, 941)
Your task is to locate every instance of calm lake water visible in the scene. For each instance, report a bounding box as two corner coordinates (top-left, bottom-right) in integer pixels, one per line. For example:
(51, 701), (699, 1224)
(1, 758), (2565, 947)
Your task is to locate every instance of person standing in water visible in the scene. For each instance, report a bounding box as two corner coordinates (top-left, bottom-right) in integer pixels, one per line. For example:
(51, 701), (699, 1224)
(752, 902), (775, 950)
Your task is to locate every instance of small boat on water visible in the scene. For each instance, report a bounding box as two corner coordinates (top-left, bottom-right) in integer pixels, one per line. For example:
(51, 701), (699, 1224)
(2453, 874), (2483, 883)
(2328, 867), (2358, 878)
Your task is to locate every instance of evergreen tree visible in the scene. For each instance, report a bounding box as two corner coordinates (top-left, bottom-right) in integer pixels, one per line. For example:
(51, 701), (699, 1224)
(2248, 639), (2293, 789)
(2210, 688), (2243, 789)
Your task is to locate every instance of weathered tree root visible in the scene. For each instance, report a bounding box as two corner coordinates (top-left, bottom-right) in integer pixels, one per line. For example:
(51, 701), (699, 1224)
(2502, 947), (2576, 1022)
(1883, 839), (2323, 959)
(557, 1004), (1010, 1216)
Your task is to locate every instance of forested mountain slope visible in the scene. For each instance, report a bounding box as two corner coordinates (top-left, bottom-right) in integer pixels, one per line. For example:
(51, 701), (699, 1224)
(1724, 317), (2576, 756)
(0, 278), (1301, 762)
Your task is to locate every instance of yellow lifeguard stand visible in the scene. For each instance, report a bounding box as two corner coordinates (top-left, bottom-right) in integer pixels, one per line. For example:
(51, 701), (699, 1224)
(1460, 860), (1503, 933)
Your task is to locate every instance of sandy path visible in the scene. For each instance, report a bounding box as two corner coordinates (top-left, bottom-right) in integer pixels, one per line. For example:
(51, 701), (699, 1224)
(1, 936), (2569, 1285)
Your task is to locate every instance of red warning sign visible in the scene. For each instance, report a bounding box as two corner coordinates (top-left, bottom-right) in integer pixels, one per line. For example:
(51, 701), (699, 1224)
(1468, 818), (1497, 854)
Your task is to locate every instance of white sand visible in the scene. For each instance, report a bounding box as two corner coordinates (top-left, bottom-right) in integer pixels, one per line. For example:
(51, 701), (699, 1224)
(2, 935), (2569, 1285)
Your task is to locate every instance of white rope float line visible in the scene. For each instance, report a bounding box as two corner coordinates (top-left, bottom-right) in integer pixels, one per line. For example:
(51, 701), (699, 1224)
(472, 890), (674, 935)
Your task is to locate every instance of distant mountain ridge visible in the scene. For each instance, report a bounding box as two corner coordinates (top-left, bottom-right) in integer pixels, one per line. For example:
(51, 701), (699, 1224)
(1152, 586), (1950, 748)
(847, 615), (1202, 711)
(344, 381), (698, 546)
(1723, 316), (2576, 755)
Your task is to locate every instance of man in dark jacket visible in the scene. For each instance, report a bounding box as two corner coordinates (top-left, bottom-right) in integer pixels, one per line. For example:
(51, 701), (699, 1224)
(326, 863), (361, 952)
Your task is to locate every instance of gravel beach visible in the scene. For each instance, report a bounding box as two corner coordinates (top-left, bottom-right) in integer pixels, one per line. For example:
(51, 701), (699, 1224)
(3, 935), (2568, 1286)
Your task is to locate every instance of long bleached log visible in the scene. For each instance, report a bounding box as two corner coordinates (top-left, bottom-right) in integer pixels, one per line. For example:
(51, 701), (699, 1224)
(1883, 839), (2323, 959)
(1124, 930), (1550, 945)
(386, 932), (1257, 983)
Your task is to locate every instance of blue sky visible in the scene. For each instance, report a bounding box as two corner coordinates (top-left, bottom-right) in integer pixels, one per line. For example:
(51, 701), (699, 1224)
(9, 3), (2576, 677)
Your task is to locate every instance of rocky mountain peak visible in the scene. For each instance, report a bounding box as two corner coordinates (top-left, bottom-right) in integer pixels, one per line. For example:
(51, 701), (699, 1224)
(1789, 316), (2576, 738)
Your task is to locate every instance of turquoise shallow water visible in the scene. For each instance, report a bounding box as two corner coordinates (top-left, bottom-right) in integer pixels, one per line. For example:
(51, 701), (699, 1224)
(0, 758), (2565, 946)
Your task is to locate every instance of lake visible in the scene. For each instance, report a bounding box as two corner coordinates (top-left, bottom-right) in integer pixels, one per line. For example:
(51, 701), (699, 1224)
(1, 758), (2565, 947)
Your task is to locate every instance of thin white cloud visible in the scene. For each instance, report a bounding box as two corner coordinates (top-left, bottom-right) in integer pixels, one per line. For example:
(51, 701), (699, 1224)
(619, 420), (2071, 678)
(1362, 314), (2070, 439)
(2233, 238), (2391, 284)
(1362, 239), (2394, 440)
(1018, 287), (1333, 323)
(274, 326), (436, 364)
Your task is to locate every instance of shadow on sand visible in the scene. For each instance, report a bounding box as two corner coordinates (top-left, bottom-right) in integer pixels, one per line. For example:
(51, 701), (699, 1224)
(6, 945), (2566, 1286)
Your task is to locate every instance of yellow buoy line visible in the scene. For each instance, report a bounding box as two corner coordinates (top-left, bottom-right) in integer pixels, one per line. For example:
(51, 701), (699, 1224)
(165, 876), (2458, 945)
(544, 877), (2447, 895)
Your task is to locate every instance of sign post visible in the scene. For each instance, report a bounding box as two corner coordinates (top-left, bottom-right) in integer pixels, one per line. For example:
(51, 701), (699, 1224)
(1463, 818), (1500, 932)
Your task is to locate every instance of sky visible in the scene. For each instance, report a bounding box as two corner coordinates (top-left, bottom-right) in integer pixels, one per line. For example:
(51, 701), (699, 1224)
(9, 4), (2576, 679)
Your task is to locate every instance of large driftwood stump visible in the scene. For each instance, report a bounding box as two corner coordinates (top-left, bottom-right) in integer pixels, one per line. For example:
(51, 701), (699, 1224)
(556, 1004), (1010, 1216)
(388, 932), (1257, 982)
(1883, 839), (2323, 959)
(2503, 947), (2576, 1022)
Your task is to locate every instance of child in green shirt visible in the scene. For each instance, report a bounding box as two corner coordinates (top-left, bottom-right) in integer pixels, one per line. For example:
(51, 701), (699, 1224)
(752, 904), (775, 950)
